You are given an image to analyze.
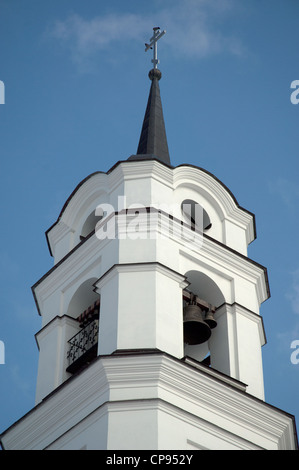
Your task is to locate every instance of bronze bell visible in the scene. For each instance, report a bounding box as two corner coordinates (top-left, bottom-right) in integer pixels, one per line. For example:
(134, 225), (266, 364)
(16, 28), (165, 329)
(183, 304), (211, 345)
(204, 310), (217, 329)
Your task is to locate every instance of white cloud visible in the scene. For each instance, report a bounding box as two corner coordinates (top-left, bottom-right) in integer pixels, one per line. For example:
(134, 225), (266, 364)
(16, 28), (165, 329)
(51, 12), (149, 52)
(48, 0), (243, 68)
(268, 177), (299, 210)
(276, 276), (299, 354)
(158, 0), (243, 58)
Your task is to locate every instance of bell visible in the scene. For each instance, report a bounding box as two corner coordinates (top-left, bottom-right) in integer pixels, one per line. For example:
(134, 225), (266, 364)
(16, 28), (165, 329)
(204, 310), (217, 329)
(183, 304), (211, 345)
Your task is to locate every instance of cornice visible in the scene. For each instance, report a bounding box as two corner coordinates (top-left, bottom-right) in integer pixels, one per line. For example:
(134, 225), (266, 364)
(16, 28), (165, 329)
(179, 234), (269, 306)
(48, 398), (262, 450)
(94, 262), (189, 292)
(35, 315), (79, 350)
(215, 303), (267, 346)
(33, 208), (269, 317)
(1, 353), (296, 450)
(32, 233), (106, 315)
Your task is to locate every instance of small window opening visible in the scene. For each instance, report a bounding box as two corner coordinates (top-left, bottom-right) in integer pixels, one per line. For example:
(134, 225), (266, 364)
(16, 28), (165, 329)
(80, 211), (103, 241)
(181, 199), (211, 231)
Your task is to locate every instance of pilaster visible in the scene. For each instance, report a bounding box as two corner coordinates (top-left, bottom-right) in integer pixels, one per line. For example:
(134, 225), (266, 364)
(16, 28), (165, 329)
(95, 263), (189, 358)
(210, 303), (266, 400)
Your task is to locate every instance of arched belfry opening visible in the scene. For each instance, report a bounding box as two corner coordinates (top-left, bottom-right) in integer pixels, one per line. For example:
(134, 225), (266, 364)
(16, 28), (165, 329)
(183, 271), (225, 364)
(66, 278), (99, 318)
(185, 271), (225, 307)
(66, 279), (100, 374)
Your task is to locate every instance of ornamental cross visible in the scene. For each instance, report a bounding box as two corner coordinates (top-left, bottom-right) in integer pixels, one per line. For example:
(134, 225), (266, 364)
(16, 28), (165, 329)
(145, 27), (166, 69)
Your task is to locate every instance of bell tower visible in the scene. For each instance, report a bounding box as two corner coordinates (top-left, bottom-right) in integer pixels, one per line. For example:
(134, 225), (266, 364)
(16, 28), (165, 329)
(0, 28), (297, 451)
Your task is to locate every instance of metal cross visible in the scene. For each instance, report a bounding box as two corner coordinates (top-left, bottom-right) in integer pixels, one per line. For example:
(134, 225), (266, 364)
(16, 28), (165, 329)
(145, 27), (166, 69)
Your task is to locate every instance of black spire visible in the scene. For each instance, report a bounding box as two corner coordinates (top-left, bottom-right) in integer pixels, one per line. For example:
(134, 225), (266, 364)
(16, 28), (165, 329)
(134, 69), (170, 165)
(129, 28), (170, 166)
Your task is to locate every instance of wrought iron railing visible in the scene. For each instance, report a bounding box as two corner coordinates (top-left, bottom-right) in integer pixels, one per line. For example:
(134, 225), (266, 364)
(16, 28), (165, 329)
(66, 318), (99, 373)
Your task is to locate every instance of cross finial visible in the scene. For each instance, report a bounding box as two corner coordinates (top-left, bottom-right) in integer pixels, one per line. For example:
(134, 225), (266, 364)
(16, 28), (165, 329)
(145, 27), (166, 69)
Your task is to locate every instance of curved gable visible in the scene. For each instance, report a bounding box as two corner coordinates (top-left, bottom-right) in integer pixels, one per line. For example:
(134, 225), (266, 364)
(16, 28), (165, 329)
(45, 159), (256, 262)
(173, 164), (256, 255)
(46, 171), (109, 262)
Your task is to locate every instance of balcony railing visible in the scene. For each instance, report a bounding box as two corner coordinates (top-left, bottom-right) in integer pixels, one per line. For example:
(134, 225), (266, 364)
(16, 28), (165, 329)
(66, 318), (99, 374)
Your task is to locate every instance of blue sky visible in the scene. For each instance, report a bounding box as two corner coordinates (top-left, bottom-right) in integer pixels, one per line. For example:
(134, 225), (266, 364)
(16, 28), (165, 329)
(0, 0), (299, 439)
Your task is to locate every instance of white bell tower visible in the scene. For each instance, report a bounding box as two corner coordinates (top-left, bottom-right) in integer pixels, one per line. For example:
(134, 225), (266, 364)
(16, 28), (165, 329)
(0, 28), (297, 451)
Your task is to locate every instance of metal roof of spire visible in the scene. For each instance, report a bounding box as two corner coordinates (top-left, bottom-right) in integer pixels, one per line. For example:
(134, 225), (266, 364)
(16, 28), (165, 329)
(129, 28), (170, 166)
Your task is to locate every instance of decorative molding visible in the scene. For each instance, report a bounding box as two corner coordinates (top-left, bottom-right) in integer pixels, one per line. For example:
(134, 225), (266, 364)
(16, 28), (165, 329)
(215, 303), (267, 346)
(33, 206), (269, 319)
(35, 315), (79, 350)
(94, 262), (189, 292)
(32, 234), (105, 316)
(183, 356), (247, 392)
(1, 353), (296, 450)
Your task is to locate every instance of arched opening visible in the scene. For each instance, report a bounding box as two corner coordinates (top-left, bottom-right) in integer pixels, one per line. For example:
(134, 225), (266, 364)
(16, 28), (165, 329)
(67, 278), (100, 318)
(66, 279), (100, 374)
(80, 210), (103, 241)
(183, 271), (225, 364)
(181, 199), (212, 231)
(185, 271), (225, 307)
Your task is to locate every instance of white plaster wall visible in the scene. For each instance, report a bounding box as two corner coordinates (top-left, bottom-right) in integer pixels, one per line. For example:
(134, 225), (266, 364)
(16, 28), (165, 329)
(96, 264), (187, 358)
(35, 316), (79, 403)
(48, 401), (263, 450)
(224, 219), (248, 255)
(210, 304), (265, 400)
(107, 407), (158, 450)
(235, 307), (265, 399)
(156, 407), (261, 450)
(47, 408), (109, 450)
